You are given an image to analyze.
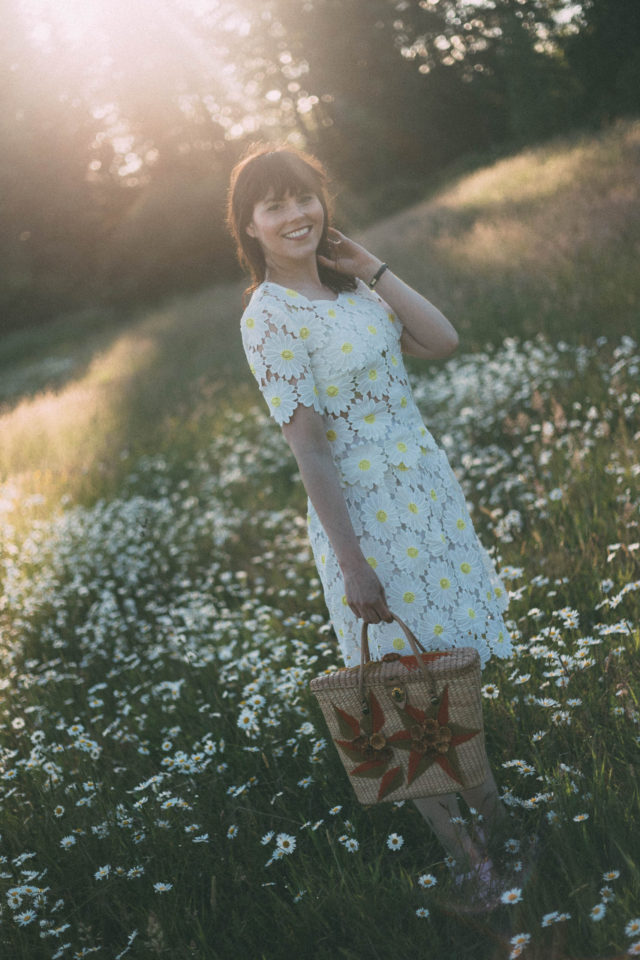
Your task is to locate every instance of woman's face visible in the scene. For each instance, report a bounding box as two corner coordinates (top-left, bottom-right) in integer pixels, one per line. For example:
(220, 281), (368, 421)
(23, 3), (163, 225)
(245, 187), (325, 266)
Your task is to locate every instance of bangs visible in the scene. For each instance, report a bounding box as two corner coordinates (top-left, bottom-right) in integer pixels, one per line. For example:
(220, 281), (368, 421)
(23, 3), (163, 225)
(243, 151), (324, 209)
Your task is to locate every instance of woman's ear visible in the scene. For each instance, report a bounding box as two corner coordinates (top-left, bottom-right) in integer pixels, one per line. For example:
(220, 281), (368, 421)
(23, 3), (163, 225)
(246, 222), (256, 238)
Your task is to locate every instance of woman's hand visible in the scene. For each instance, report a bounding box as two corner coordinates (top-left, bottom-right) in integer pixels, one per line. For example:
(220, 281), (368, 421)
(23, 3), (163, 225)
(317, 227), (382, 285)
(341, 558), (394, 624)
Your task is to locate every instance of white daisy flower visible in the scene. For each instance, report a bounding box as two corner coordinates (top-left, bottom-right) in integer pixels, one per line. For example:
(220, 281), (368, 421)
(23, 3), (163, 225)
(261, 379), (298, 425)
(324, 415), (355, 454)
(385, 433), (421, 468)
(295, 373), (321, 413)
(357, 535), (395, 583)
(625, 919), (640, 937)
(325, 333), (369, 371)
(340, 442), (386, 488)
(387, 577), (426, 618)
(386, 832), (404, 851)
(241, 310), (269, 347)
(500, 887), (523, 905)
(262, 330), (308, 379)
(450, 547), (483, 589)
(351, 399), (392, 440)
(420, 521), (450, 559)
(418, 873), (437, 889)
(393, 530), (425, 573)
(316, 370), (355, 415)
(442, 503), (472, 543)
(415, 907), (430, 918)
(421, 607), (455, 645)
(590, 903), (606, 921)
(453, 605), (487, 637)
(424, 561), (457, 599)
(275, 833), (296, 855)
(395, 486), (429, 525)
(387, 380), (412, 415)
(360, 491), (398, 539)
(357, 363), (389, 398)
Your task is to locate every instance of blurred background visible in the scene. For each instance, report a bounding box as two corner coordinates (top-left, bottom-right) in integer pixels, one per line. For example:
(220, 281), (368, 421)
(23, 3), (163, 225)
(3, 0), (639, 335)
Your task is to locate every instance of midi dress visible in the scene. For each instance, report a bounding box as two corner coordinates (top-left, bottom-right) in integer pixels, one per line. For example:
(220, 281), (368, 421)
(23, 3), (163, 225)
(240, 277), (514, 669)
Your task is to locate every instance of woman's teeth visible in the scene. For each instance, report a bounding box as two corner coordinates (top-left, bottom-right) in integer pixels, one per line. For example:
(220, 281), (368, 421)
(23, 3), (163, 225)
(284, 227), (312, 239)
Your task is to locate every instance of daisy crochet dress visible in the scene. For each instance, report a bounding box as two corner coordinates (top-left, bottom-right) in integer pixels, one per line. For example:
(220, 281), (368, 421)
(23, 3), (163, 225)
(240, 278), (513, 669)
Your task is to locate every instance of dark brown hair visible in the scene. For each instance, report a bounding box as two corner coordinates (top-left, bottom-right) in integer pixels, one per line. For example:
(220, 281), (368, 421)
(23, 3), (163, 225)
(225, 141), (357, 307)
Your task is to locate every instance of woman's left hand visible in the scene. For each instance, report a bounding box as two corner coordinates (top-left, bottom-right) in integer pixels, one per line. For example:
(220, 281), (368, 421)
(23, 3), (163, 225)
(317, 227), (382, 283)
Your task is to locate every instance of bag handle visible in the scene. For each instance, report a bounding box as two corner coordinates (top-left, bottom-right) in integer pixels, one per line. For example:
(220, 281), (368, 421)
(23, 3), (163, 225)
(358, 612), (438, 714)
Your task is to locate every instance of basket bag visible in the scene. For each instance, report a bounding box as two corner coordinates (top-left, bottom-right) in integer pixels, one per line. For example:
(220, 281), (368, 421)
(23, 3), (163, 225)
(309, 613), (488, 805)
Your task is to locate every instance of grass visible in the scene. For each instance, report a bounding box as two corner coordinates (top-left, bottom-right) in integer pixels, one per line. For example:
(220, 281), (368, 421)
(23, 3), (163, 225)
(0, 118), (639, 959)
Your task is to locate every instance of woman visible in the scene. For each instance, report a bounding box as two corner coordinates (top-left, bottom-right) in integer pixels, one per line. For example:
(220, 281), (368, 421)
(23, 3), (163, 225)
(226, 142), (513, 908)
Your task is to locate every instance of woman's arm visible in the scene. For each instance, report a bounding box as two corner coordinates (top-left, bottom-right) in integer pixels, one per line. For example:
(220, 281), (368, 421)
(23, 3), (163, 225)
(281, 404), (393, 625)
(317, 228), (459, 360)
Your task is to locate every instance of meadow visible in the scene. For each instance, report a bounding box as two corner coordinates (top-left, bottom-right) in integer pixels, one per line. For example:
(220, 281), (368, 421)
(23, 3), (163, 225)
(0, 118), (639, 959)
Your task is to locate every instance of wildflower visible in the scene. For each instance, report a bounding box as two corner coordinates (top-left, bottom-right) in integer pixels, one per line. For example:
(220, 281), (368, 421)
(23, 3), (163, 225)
(226, 825), (238, 840)
(94, 865), (110, 880)
(415, 907), (429, 918)
(293, 889), (306, 903)
(297, 776), (313, 789)
(328, 805), (342, 815)
(626, 919), (640, 937)
(15, 909), (37, 926)
(590, 903), (606, 921)
(387, 833), (404, 851)
(60, 835), (76, 849)
(418, 873), (437, 889)
(344, 839), (359, 852)
(53, 805), (64, 817)
(275, 833), (296, 855)
(541, 911), (558, 927)
(261, 832), (274, 845)
(153, 882), (173, 893)
(603, 869), (620, 881)
(127, 866), (144, 878)
(628, 943), (640, 956)
(510, 934), (531, 948)
(501, 888), (523, 905)
(505, 839), (520, 853)
(546, 810), (560, 824)
(599, 885), (614, 903)
(481, 684), (499, 699)
(573, 813), (589, 822)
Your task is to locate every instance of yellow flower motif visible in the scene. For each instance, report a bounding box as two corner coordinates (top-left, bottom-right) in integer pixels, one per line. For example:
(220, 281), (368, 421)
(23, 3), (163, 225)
(367, 369), (378, 381)
(456, 518), (466, 531)
(392, 637), (406, 650)
(460, 561), (471, 574)
(439, 577), (451, 590)
(388, 312), (395, 322)
(246, 316), (255, 328)
(271, 396), (282, 408)
(326, 385), (339, 397)
(367, 324), (377, 334)
(366, 555), (378, 568)
(407, 547), (419, 558)
(326, 429), (337, 442)
(403, 591), (416, 603)
(408, 501), (418, 514)
(299, 326), (310, 339)
(341, 595), (348, 606)
(433, 623), (444, 636)
(347, 297), (356, 305)
(328, 308), (336, 318)
(400, 397), (408, 408)
(358, 459), (371, 471)
(430, 488), (438, 500)
(341, 342), (353, 354)
(285, 288), (299, 297)
(376, 509), (387, 522)
(390, 354), (398, 366)
(364, 413), (376, 424)
(281, 348), (294, 361)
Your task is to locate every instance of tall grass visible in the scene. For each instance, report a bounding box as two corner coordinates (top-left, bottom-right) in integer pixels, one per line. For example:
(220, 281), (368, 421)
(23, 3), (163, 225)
(0, 120), (639, 959)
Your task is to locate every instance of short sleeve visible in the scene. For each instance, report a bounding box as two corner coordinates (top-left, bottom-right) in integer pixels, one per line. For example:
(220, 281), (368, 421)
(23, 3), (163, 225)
(240, 295), (321, 426)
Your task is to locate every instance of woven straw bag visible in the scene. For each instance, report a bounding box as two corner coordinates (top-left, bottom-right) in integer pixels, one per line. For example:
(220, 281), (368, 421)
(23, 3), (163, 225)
(309, 614), (488, 805)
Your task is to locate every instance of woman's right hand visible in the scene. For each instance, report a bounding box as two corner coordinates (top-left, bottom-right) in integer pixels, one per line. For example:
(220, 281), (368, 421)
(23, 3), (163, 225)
(341, 558), (394, 624)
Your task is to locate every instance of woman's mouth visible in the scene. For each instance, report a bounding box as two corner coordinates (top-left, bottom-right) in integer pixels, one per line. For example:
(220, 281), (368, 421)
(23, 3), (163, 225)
(283, 226), (313, 240)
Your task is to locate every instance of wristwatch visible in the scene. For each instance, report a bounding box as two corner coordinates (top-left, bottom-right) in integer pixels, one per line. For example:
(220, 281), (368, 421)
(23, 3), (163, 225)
(368, 263), (389, 289)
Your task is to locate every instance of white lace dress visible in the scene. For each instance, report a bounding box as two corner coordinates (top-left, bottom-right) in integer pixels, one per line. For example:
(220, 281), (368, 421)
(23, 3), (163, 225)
(240, 278), (513, 669)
